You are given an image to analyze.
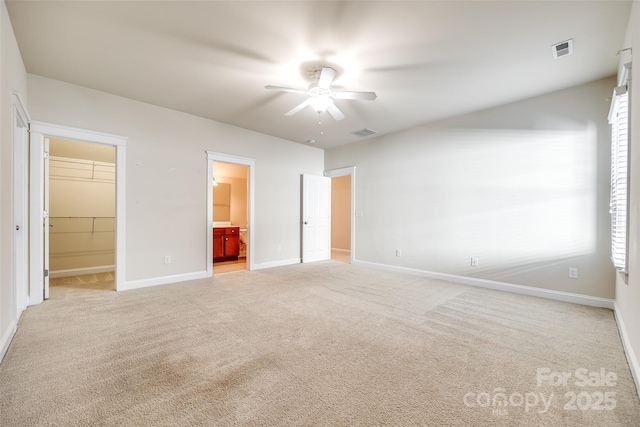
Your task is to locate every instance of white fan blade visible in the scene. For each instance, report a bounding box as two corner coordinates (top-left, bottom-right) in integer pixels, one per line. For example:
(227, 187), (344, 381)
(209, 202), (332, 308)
(335, 91), (377, 101)
(265, 85), (306, 94)
(285, 98), (311, 116)
(327, 104), (345, 121)
(317, 67), (337, 89)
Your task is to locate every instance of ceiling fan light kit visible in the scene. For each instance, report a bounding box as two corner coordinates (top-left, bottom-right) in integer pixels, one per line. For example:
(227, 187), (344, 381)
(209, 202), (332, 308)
(266, 66), (377, 121)
(308, 94), (333, 113)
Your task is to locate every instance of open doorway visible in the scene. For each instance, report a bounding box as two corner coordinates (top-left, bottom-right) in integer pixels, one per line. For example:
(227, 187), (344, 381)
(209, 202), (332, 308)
(206, 151), (255, 276)
(331, 175), (351, 263)
(29, 122), (126, 304)
(47, 139), (116, 297)
(212, 161), (248, 274)
(326, 167), (356, 264)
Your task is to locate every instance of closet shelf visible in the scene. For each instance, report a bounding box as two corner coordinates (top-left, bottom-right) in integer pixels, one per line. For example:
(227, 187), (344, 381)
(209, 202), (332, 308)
(49, 156), (115, 182)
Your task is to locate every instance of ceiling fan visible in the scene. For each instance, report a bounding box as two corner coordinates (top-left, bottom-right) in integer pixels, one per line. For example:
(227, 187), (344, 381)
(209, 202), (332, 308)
(265, 67), (377, 121)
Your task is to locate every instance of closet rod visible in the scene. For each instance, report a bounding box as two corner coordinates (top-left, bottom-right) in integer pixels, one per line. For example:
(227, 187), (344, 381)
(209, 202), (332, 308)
(49, 216), (115, 234)
(49, 156), (115, 167)
(49, 216), (115, 219)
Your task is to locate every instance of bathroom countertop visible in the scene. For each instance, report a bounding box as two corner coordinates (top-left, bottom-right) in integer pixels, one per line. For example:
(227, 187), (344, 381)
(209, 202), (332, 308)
(212, 221), (233, 228)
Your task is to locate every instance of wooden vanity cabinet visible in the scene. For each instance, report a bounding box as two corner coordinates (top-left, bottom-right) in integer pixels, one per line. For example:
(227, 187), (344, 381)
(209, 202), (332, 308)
(213, 227), (240, 261)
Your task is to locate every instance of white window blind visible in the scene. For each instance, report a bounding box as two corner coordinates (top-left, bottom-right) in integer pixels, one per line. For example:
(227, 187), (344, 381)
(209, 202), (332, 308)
(608, 74), (630, 273)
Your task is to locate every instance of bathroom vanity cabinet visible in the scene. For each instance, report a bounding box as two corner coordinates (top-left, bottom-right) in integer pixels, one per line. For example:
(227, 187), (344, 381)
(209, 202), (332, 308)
(213, 227), (240, 261)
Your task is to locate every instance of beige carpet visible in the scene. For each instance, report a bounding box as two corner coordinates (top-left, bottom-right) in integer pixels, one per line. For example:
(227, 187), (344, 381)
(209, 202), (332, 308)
(49, 271), (116, 295)
(1, 261), (639, 426)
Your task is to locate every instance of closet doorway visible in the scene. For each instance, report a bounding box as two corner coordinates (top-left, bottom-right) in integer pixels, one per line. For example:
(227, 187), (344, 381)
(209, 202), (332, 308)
(29, 122), (126, 303)
(47, 138), (117, 297)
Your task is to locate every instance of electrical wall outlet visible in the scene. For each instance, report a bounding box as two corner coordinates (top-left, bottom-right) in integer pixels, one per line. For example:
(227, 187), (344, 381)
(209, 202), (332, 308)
(164, 255), (171, 264)
(471, 257), (479, 267)
(396, 249), (402, 257)
(569, 268), (578, 279)
(277, 245), (282, 252)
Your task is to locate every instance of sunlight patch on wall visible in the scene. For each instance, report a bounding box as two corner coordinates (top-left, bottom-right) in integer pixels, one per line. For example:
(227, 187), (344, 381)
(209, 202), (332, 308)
(377, 126), (598, 267)
(455, 128), (597, 263)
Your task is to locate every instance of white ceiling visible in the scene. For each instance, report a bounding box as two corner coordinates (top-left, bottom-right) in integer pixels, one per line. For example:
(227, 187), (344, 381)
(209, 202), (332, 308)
(6, 1), (631, 150)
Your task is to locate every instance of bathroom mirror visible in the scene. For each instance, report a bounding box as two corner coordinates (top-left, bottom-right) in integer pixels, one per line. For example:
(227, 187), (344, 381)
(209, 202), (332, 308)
(213, 182), (231, 221)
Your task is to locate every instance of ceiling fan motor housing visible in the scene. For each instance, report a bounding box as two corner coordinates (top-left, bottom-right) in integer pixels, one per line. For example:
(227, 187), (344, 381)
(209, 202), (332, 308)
(266, 66), (376, 120)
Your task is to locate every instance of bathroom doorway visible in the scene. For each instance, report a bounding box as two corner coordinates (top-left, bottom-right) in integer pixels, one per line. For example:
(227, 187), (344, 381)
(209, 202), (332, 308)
(212, 161), (247, 274)
(208, 154), (254, 275)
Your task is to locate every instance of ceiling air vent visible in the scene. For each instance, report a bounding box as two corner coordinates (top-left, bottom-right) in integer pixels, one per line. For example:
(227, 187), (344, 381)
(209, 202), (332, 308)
(351, 128), (377, 137)
(552, 39), (573, 59)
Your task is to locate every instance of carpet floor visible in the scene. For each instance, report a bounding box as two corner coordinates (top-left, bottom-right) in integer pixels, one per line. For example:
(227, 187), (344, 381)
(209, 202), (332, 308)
(1, 261), (639, 426)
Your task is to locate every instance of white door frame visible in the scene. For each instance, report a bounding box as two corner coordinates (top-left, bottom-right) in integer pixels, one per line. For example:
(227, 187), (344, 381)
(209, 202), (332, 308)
(12, 93), (30, 316)
(29, 122), (127, 303)
(324, 166), (356, 263)
(206, 151), (255, 276)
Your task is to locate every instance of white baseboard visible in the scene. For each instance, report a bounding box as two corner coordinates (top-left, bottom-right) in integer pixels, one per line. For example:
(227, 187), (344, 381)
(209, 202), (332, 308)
(50, 265), (115, 278)
(0, 321), (17, 364)
(331, 248), (351, 254)
(352, 260), (615, 309)
(252, 258), (301, 271)
(613, 303), (640, 398)
(121, 271), (208, 291)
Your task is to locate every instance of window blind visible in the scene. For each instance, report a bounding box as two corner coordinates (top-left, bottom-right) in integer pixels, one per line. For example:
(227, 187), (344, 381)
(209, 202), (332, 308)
(609, 80), (630, 272)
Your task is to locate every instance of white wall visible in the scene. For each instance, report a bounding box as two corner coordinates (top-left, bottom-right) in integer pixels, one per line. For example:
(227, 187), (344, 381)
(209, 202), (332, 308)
(326, 77), (616, 299)
(0, 0), (27, 360)
(615, 0), (640, 390)
(27, 74), (324, 282)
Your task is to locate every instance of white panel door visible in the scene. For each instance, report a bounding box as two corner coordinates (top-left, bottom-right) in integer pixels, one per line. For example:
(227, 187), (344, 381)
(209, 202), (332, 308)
(43, 138), (50, 300)
(13, 122), (28, 312)
(302, 174), (331, 263)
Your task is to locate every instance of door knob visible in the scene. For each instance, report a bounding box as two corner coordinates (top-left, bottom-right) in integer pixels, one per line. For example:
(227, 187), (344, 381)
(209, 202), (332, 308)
(49, 224), (54, 228)
(304, 221), (308, 225)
